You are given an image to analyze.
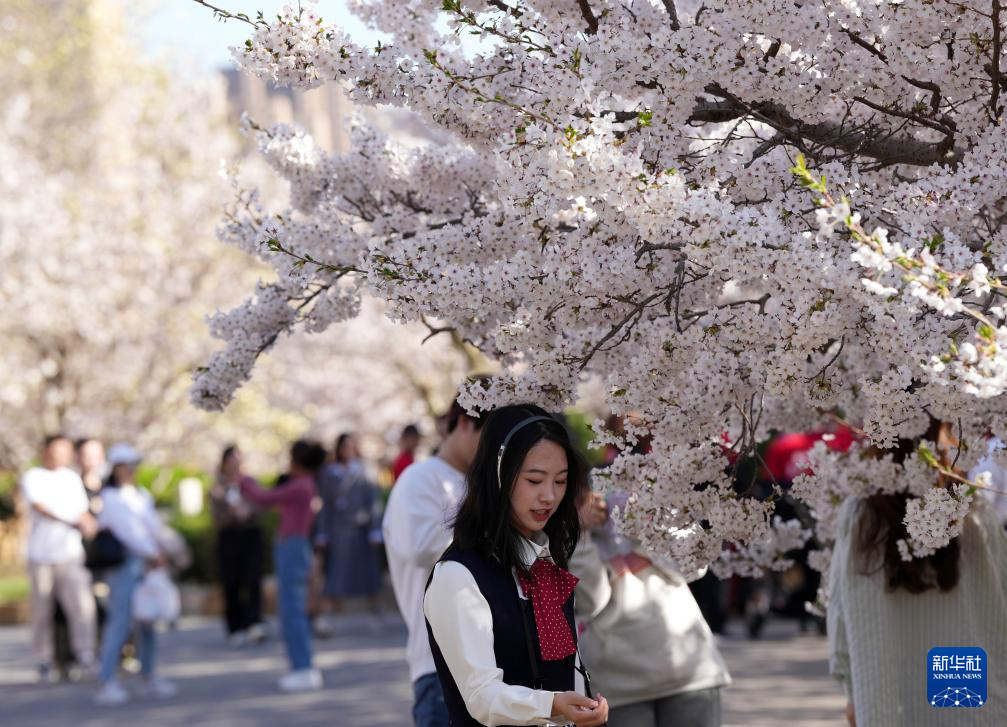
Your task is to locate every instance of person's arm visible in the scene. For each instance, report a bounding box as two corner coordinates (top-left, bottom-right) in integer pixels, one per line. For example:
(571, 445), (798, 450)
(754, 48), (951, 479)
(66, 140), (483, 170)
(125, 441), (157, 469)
(239, 476), (302, 507)
(313, 471), (334, 547)
(99, 493), (160, 560)
(382, 477), (455, 568)
(568, 532), (613, 623)
(209, 482), (232, 527)
(423, 561), (557, 726)
(20, 471), (88, 529)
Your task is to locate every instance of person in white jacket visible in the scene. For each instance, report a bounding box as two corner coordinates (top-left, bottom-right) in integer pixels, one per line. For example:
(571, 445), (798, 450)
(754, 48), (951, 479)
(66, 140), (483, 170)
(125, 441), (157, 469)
(382, 396), (486, 727)
(569, 491), (730, 727)
(94, 444), (177, 707)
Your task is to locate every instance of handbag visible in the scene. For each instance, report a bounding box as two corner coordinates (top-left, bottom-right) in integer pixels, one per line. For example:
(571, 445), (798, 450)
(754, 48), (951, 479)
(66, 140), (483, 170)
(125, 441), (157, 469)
(132, 567), (181, 623)
(84, 528), (126, 570)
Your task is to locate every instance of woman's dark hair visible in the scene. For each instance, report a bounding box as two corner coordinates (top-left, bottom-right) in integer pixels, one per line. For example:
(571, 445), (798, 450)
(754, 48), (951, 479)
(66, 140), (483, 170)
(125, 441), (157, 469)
(452, 404), (589, 572)
(291, 439), (327, 472)
(856, 418), (961, 593)
(219, 445), (239, 472)
(334, 433), (355, 465)
(104, 463), (132, 489)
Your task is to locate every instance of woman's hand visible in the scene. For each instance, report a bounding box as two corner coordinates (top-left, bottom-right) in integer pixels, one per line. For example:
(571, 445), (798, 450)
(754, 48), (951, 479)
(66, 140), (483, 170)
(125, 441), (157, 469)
(551, 691), (609, 726)
(577, 492), (608, 530)
(846, 701), (856, 727)
(76, 512), (98, 540)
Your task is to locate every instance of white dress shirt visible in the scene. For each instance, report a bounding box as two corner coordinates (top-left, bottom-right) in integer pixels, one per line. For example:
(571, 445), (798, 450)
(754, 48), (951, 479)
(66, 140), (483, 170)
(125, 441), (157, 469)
(20, 467), (89, 564)
(99, 484), (163, 560)
(382, 456), (466, 682)
(424, 534), (583, 727)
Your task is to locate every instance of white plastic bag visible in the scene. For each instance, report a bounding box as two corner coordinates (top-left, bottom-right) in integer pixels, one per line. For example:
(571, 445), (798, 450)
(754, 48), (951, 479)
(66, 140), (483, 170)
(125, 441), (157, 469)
(132, 567), (181, 624)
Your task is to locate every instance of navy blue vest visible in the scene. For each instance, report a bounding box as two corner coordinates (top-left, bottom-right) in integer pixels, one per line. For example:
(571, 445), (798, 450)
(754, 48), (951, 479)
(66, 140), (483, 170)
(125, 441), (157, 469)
(425, 547), (576, 727)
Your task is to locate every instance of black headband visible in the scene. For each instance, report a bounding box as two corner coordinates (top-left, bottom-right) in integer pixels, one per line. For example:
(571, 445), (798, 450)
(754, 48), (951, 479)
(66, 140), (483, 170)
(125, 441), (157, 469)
(496, 415), (554, 490)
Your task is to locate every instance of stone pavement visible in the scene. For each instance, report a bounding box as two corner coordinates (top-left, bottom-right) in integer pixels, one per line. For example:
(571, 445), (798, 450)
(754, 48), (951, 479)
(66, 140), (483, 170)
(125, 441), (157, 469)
(0, 614), (844, 726)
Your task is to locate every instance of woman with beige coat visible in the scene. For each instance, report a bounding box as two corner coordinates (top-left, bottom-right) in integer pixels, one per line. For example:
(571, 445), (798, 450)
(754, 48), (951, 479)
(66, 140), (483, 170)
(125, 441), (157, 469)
(570, 492), (730, 727)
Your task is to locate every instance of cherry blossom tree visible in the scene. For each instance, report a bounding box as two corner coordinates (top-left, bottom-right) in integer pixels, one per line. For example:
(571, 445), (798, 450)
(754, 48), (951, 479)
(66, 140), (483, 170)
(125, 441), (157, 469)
(194, 0), (1007, 575)
(0, 0), (256, 470)
(259, 293), (481, 455)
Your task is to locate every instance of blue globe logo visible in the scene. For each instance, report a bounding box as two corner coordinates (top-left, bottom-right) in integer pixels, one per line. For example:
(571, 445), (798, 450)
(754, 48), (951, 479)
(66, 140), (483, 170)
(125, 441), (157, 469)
(931, 687), (984, 707)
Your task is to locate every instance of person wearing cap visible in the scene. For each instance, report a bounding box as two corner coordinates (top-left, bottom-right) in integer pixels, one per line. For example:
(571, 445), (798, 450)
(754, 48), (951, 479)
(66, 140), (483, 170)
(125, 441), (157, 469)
(94, 443), (177, 706)
(20, 434), (98, 684)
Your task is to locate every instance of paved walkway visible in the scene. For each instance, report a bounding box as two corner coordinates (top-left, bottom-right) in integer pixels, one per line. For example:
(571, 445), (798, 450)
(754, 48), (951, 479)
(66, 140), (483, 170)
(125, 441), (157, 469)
(0, 615), (844, 726)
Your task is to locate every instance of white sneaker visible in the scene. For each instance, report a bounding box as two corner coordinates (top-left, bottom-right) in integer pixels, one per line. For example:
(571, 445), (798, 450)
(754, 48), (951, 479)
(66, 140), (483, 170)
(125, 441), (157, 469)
(313, 615), (335, 639)
(95, 680), (130, 706)
(68, 661), (99, 683)
(36, 664), (58, 685)
(247, 623), (267, 645)
(278, 668), (322, 692)
(227, 631), (247, 648)
(139, 676), (179, 699)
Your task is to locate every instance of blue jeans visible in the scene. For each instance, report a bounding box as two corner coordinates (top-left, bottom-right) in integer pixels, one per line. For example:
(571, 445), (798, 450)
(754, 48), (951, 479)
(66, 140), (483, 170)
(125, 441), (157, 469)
(99, 556), (157, 683)
(275, 537), (312, 670)
(412, 672), (449, 727)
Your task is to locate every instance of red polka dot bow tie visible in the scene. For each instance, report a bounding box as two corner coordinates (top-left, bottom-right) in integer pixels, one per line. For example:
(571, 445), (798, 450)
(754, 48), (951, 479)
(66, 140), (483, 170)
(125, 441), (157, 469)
(516, 558), (579, 661)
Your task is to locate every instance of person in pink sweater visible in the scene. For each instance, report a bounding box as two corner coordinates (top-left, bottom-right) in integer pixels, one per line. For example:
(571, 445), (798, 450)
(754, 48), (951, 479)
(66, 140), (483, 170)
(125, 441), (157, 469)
(240, 439), (326, 692)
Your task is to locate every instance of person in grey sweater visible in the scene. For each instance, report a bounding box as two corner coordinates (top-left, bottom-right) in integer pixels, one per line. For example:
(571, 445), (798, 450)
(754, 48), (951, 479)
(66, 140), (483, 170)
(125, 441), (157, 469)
(569, 491), (730, 727)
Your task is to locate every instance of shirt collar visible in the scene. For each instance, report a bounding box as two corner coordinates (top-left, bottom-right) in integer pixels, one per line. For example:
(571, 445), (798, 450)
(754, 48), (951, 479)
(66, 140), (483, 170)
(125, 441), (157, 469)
(518, 531), (551, 568)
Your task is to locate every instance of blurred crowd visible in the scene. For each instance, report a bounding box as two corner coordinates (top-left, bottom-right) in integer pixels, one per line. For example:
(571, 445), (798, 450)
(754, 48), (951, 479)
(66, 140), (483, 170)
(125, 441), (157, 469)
(14, 395), (817, 722)
(16, 422), (424, 704)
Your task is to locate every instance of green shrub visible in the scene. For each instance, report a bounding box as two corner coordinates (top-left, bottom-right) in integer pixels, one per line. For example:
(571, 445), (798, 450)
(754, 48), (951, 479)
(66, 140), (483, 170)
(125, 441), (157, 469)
(0, 574), (28, 605)
(563, 409), (607, 468)
(0, 472), (16, 522)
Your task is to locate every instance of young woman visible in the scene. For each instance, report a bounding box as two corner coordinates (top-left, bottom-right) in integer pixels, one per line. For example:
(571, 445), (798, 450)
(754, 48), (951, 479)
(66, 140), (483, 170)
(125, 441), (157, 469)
(210, 445), (265, 647)
(424, 404), (610, 727)
(828, 421), (1007, 726)
(94, 444), (176, 707)
(315, 432), (382, 630)
(240, 439), (326, 692)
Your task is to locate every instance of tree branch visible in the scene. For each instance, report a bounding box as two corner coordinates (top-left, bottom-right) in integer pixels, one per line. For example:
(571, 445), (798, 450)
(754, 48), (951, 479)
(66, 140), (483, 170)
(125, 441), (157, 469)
(841, 28), (887, 62)
(991, 0), (1003, 120)
(690, 90), (964, 168)
(190, 0), (263, 27)
(661, 0), (681, 31)
(576, 0), (599, 34)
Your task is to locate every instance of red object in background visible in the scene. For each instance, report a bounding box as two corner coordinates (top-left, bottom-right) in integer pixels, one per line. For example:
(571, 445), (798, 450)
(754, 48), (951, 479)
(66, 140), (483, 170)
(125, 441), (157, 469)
(391, 451), (415, 484)
(719, 431), (739, 464)
(761, 425), (857, 483)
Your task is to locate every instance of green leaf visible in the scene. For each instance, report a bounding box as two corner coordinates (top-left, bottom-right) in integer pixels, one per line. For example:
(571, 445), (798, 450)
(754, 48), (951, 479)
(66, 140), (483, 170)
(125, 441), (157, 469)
(917, 444), (939, 468)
